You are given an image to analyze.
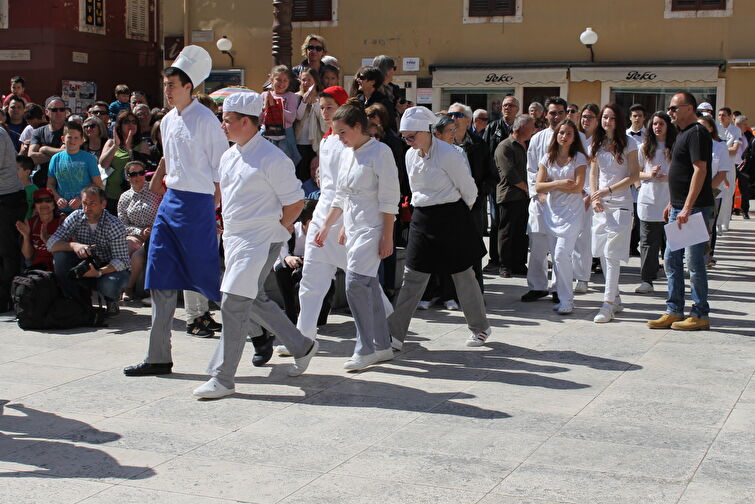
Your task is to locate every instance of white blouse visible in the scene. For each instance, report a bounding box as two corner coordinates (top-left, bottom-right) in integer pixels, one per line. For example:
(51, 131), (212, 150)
(405, 137), (478, 208)
(594, 140), (637, 206)
(636, 141), (671, 222)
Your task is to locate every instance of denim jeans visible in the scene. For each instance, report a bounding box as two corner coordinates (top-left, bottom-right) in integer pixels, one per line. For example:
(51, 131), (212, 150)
(53, 251), (129, 302)
(664, 206), (713, 319)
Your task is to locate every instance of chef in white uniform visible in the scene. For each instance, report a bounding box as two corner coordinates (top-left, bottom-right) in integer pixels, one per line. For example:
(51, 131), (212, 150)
(313, 100), (400, 371)
(535, 119), (587, 314)
(573, 103), (600, 294)
(716, 107), (741, 232)
(193, 92), (318, 399)
(590, 104), (640, 324)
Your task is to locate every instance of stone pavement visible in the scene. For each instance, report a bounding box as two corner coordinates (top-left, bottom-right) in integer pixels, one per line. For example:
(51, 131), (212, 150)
(1, 217), (753, 504)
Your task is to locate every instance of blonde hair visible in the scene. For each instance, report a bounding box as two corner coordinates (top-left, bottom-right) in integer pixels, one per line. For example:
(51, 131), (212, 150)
(300, 34), (327, 57)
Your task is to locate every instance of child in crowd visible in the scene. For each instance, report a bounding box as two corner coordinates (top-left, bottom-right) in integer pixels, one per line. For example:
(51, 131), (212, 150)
(3, 76), (31, 107)
(16, 155), (38, 219)
(109, 84), (132, 121)
(46, 123), (103, 214)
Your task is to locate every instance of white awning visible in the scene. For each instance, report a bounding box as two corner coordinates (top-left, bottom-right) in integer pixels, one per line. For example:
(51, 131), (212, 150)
(570, 66), (719, 83)
(433, 68), (567, 87)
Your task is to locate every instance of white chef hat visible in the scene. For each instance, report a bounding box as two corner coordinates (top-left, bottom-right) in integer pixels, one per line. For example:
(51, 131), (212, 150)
(400, 106), (437, 132)
(171, 45), (212, 88)
(223, 92), (263, 117)
(697, 101), (713, 112)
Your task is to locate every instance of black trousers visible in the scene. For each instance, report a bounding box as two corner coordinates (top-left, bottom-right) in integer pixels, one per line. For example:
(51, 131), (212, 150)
(0, 190), (27, 310)
(497, 199), (529, 273)
(630, 202), (641, 253)
(470, 196), (486, 292)
(639, 220), (664, 283)
(274, 261), (334, 326)
(738, 172), (751, 214)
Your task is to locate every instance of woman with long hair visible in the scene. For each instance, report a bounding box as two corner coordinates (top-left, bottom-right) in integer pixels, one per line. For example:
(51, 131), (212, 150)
(635, 112), (676, 294)
(535, 119), (587, 314)
(351, 66), (396, 131)
(313, 99), (400, 370)
(589, 104), (640, 323)
(295, 67), (327, 181)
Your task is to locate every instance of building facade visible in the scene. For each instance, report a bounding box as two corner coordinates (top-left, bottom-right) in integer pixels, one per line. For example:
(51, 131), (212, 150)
(0, 0), (161, 112)
(162, 0), (755, 118)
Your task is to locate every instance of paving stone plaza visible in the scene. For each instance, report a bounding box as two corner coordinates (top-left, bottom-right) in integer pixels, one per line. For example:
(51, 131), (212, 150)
(1, 219), (753, 503)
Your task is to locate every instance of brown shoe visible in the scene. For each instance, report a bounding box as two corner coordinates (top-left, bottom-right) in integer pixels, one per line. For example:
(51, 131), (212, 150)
(671, 316), (710, 331)
(647, 314), (683, 329)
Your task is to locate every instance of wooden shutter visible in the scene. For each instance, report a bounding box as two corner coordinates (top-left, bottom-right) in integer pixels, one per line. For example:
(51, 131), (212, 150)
(699, 0), (726, 9)
(671, 0), (725, 10)
(292, 0), (333, 22)
(469, 0), (515, 17)
(126, 0), (149, 40)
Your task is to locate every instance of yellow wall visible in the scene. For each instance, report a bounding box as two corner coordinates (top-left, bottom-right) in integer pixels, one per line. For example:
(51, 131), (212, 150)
(161, 0), (755, 114)
(567, 81), (601, 109)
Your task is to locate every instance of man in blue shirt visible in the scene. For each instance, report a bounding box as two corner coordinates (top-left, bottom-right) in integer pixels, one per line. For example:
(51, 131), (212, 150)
(47, 122), (103, 213)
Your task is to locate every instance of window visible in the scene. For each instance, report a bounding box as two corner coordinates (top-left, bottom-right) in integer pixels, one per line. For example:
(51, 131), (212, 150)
(671, 0), (725, 10)
(126, 0), (149, 41)
(468, 0), (515, 17)
(292, 0), (332, 22)
(79, 0), (106, 35)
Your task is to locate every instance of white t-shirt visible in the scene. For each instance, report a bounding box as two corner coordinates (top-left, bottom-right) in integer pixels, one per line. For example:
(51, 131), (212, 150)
(594, 140), (638, 206)
(636, 142), (670, 222)
(711, 139), (733, 195)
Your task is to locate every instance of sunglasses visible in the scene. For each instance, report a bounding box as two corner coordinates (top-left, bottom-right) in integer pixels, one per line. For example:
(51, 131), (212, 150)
(127, 170), (146, 177)
(306, 45), (324, 52)
(667, 104), (687, 113)
(48, 107), (66, 113)
(83, 123), (97, 129)
(402, 133), (417, 143)
(34, 198), (54, 204)
(477, 117), (489, 122)
(90, 110), (107, 115)
(567, 109), (578, 114)
(447, 112), (465, 119)
(367, 112), (377, 119)
(121, 119), (137, 125)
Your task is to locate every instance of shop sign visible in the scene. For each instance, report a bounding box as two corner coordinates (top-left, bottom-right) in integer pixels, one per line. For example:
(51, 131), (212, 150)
(571, 66), (719, 83)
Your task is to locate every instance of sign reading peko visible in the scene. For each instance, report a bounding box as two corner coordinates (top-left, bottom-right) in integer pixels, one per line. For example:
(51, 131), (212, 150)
(485, 73), (514, 83)
(625, 71), (657, 81)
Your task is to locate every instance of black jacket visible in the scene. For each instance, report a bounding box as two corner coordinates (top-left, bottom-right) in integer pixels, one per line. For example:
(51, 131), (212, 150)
(458, 132), (495, 199)
(482, 118), (514, 183)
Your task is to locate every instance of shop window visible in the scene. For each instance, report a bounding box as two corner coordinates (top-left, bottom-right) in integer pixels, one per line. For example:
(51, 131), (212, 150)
(665, 0), (731, 18)
(671, 0), (725, 10)
(293, 0), (332, 22)
(463, 0), (522, 24)
(126, 0), (149, 41)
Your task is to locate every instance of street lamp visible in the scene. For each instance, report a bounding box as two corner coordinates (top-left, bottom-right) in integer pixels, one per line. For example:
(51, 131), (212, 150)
(216, 36), (234, 67)
(579, 27), (598, 63)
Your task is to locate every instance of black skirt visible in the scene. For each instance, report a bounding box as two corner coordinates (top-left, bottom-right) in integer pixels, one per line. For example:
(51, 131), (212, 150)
(405, 199), (487, 274)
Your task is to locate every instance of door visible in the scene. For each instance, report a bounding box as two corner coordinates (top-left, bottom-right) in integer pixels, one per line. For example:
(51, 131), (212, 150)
(523, 86), (560, 108)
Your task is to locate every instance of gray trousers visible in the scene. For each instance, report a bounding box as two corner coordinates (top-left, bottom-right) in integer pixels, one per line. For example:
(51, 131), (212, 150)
(146, 288), (179, 363)
(346, 270), (391, 356)
(207, 243), (313, 388)
(388, 266), (490, 343)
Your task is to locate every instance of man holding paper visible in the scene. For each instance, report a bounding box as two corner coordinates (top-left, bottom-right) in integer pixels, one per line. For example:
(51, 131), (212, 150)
(648, 92), (714, 331)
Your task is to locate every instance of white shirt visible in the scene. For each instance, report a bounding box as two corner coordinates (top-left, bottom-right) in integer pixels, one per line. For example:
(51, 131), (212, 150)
(312, 134), (345, 225)
(636, 141), (671, 222)
(405, 137), (477, 208)
(161, 99), (227, 195)
(711, 139), (733, 194)
(594, 141), (638, 206)
(722, 124), (744, 160)
(539, 152), (588, 237)
(19, 124), (35, 145)
(527, 127), (555, 197)
(219, 132), (304, 298)
(278, 221), (306, 263)
(626, 126), (646, 147)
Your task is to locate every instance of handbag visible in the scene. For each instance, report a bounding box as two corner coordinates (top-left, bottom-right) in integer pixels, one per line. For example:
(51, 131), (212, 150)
(262, 96), (285, 138)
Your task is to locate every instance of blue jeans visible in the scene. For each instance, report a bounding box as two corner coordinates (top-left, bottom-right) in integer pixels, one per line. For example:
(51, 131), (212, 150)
(53, 251), (129, 302)
(664, 206), (713, 319)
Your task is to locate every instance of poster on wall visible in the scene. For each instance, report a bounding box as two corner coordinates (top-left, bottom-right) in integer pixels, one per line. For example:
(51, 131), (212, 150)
(61, 80), (97, 115)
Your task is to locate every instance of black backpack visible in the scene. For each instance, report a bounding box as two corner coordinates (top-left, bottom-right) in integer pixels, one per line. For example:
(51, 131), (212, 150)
(11, 270), (106, 330)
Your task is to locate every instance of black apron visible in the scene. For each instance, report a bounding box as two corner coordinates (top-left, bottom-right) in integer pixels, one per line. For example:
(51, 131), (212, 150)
(405, 199), (486, 274)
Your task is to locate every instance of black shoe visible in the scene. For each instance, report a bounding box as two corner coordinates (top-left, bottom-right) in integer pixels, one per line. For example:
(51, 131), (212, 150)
(251, 331), (275, 367)
(201, 311), (223, 332)
(106, 300), (120, 317)
(744, 212), (750, 220)
(521, 290), (549, 302)
(187, 319), (213, 338)
(123, 361), (173, 376)
(629, 248), (641, 257)
(483, 261), (500, 273)
(551, 292), (560, 304)
(511, 267), (528, 276)
(499, 268), (512, 278)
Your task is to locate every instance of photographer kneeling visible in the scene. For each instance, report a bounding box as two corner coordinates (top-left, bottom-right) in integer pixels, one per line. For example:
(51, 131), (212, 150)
(47, 185), (130, 316)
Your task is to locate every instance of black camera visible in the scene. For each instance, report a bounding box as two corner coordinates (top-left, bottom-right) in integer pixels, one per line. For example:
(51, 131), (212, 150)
(68, 254), (105, 280)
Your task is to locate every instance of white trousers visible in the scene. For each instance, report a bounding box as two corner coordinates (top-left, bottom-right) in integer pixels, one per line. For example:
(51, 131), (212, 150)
(550, 233), (579, 308)
(296, 259), (338, 341)
(526, 232), (553, 292)
(572, 206), (593, 282)
(717, 171), (735, 229)
(599, 256), (621, 303)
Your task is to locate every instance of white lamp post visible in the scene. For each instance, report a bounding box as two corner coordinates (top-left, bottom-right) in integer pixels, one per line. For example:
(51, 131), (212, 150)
(216, 36), (234, 67)
(579, 27), (598, 63)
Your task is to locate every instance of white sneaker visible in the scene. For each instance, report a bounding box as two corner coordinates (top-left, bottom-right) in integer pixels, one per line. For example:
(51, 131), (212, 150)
(613, 296), (624, 314)
(375, 347), (394, 362)
(574, 281), (588, 294)
(343, 352), (380, 371)
(391, 338), (403, 351)
(635, 282), (654, 294)
(444, 300), (460, 311)
(466, 327), (491, 347)
(557, 303), (573, 315)
(417, 300), (431, 310)
(593, 303), (614, 323)
(193, 377), (234, 399)
(276, 345), (292, 357)
(288, 340), (319, 377)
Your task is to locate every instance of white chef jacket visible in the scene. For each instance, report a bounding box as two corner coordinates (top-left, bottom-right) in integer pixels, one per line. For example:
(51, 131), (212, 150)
(219, 133), (304, 299)
(305, 133), (348, 268)
(539, 152), (588, 238)
(593, 142), (638, 207)
(636, 141), (671, 222)
(711, 139), (733, 195)
(161, 99), (227, 195)
(331, 138), (400, 277)
(405, 137), (477, 208)
(526, 127), (554, 233)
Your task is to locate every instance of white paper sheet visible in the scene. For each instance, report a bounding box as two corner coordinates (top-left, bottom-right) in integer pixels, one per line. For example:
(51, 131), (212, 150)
(664, 211), (710, 252)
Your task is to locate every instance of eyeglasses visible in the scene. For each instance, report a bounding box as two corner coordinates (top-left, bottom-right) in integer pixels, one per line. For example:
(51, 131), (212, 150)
(502, 103), (518, 108)
(402, 133), (417, 143)
(567, 109), (578, 114)
(306, 45), (324, 52)
(83, 123), (97, 129)
(90, 110), (107, 115)
(48, 107), (66, 113)
(477, 117), (489, 122)
(127, 170), (146, 177)
(447, 111), (465, 119)
(121, 119), (137, 125)
(34, 198), (54, 204)
(367, 112), (377, 119)
(581, 114), (596, 120)
(356, 74), (365, 80)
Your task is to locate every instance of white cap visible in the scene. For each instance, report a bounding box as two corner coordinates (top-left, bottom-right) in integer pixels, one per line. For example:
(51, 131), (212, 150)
(697, 101), (713, 111)
(171, 45), (212, 88)
(223, 92), (263, 117)
(399, 106), (437, 132)
(321, 55), (339, 68)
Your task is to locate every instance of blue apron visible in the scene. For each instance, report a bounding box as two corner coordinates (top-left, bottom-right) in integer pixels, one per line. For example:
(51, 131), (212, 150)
(145, 188), (221, 301)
